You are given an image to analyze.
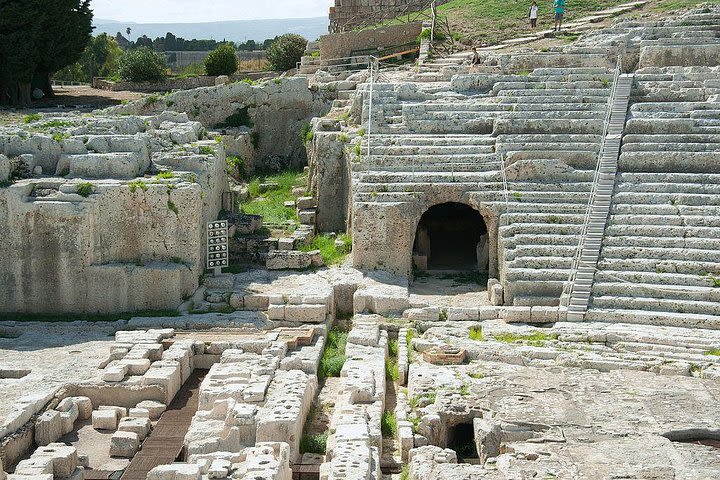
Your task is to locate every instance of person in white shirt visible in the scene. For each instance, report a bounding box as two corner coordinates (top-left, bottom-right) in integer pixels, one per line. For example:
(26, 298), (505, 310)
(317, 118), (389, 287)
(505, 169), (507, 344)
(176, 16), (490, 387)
(529, 0), (539, 29)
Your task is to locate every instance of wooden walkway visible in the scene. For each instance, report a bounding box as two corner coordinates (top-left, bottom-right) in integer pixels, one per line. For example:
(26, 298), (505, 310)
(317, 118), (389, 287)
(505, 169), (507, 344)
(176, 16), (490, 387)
(120, 369), (207, 480)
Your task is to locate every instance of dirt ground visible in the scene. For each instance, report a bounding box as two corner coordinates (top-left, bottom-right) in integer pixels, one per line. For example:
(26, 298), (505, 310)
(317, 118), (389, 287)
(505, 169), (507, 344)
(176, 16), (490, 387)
(0, 86), (144, 125)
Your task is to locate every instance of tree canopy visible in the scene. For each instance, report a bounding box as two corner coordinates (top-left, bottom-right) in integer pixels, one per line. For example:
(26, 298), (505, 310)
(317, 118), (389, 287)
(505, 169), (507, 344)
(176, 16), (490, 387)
(0, 0), (93, 106)
(266, 34), (307, 72)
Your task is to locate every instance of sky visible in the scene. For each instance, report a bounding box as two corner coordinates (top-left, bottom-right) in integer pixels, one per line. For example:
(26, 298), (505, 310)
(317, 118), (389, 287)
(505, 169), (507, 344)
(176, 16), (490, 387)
(92, 0), (334, 23)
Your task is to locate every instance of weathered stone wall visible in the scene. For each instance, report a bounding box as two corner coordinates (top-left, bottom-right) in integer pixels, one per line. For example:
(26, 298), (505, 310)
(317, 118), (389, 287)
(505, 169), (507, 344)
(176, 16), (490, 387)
(110, 77), (334, 172)
(319, 22), (424, 59)
(92, 72), (270, 93)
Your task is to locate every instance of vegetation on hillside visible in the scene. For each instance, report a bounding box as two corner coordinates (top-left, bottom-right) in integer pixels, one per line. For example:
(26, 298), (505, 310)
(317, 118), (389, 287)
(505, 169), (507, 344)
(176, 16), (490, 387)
(378, 0), (712, 46)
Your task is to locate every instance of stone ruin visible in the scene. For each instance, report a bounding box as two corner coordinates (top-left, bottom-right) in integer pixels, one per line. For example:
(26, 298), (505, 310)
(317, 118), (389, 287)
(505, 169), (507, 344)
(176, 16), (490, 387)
(0, 4), (719, 480)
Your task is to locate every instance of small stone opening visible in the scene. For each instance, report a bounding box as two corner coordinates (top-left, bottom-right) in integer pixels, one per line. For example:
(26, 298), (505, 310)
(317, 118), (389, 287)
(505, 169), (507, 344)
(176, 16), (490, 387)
(448, 422), (478, 462)
(413, 202), (488, 271)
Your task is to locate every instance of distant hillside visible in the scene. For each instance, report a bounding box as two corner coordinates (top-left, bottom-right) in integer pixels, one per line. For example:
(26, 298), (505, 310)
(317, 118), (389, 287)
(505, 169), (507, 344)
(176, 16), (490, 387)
(94, 17), (329, 43)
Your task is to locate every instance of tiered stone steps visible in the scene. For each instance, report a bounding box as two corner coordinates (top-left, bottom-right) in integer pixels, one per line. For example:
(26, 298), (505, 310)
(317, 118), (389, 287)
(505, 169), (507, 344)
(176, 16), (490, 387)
(587, 67), (720, 328)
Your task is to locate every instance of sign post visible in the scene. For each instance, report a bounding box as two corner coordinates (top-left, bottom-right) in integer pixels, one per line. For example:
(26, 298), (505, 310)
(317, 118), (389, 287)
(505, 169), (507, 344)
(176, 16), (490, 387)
(207, 221), (228, 276)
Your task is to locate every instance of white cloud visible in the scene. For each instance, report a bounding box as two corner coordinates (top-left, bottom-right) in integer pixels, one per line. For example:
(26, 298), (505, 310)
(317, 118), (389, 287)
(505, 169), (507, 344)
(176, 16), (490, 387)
(92, 0), (334, 23)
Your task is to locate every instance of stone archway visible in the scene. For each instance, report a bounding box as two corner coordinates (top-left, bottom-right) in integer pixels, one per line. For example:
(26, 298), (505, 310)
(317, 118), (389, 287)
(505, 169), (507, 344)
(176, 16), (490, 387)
(412, 202), (489, 272)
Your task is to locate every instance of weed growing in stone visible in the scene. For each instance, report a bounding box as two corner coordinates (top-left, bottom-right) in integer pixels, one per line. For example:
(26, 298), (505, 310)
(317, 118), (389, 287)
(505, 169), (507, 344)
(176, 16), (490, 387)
(301, 122), (314, 145)
(128, 180), (148, 193)
(381, 411), (397, 437)
(703, 348), (720, 356)
(386, 339), (400, 381)
(167, 200), (179, 215)
(319, 327), (348, 379)
(300, 431), (328, 454)
(338, 132), (349, 143)
(199, 146), (214, 155)
(493, 331), (559, 346)
(469, 326), (484, 341)
(243, 171), (304, 226)
(468, 370), (485, 379)
(76, 182), (94, 197)
(156, 171), (174, 180)
(301, 234), (352, 265)
(24, 113), (41, 123)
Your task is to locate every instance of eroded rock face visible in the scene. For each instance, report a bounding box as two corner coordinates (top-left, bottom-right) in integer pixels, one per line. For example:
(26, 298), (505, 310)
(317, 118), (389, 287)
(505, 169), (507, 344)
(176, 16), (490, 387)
(0, 113), (227, 314)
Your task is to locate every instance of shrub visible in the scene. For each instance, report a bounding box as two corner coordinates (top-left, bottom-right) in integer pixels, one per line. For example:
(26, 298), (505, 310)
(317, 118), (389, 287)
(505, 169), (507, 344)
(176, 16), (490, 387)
(117, 47), (166, 83)
(266, 34), (307, 71)
(204, 43), (238, 76)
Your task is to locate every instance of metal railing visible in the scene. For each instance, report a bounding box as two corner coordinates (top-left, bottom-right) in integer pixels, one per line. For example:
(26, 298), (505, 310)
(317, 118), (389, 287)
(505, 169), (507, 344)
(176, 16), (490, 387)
(562, 56), (622, 298)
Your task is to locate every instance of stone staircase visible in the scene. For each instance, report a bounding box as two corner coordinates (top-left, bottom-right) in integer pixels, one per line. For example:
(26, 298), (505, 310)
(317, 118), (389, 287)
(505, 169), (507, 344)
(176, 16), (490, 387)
(587, 66), (720, 328)
(566, 73), (634, 321)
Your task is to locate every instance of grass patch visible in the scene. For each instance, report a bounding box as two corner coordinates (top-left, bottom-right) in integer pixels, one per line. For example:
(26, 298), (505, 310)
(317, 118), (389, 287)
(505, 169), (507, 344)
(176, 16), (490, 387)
(156, 171), (174, 180)
(381, 411), (397, 438)
(400, 465), (410, 480)
(128, 180), (148, 193)
(300, 431), (329, 454)
(41, 120), (72, 129)
(492, 331), (559, 347)
(469, 326), (484, 341)
(76, 182), (94, 198)
(242, 171), (305, 227)
(300, 234), (352, 266)
(319, 327), (348, 379)
(0, 310), (179, 323)
(703, 349), (720, 356)
(24, 113), (41, 123)
(386, 355), (400, 381)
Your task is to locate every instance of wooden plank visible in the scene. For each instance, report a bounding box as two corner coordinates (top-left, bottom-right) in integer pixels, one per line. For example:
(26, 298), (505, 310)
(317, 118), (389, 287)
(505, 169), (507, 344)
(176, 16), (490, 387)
(120, 370), (207, 480)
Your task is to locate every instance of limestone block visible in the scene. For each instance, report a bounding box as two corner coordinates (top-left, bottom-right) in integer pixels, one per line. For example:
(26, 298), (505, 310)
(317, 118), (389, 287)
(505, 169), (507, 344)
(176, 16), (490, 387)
(35, 410), (62, 446)
(102, 363), (128, 382)
(92, 410), (118, 430)
(59, 402), (79, 434)
(266, 250), (312, 270)
(34, 443), (78, 478)
(500, 306), (531, 323)
(268, 304), (286, 321)
(0, 154), (9, 182)
(490, 283), (504, 306)
(446, 307), (478, 321)
(110, 431), (140, 458)
(147, 463), (202, 480)
(116, 358), (152, 376)
(531, 306), (559, 323)
(308, 250), (325, 268)
(70, 397), (93, 420)
(284, 304), (327, 323)
(278, 238), (295, 251)
(474, 418), (501, 462)
(99, 405), (127, 419)
(298, 208), (316, 225)
(118, 417), (152, 440)
(404, 307), (440, 321)
(399, 425), (414, 462)
(296, 196), (316, 209)
(136, 400), (167, 420)
(229, 293), (245, 309)
(129, 407), (150, 418)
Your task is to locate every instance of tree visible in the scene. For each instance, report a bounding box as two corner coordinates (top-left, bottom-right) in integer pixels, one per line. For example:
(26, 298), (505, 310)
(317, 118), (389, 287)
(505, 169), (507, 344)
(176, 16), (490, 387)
(126, 27), (132, 36)
(117, 47), (166, 82)
(34, 0), (93, 97)
(266, 34), (307, 71)
(54, 34), (123, 83)
(0, 0), (93, 106)
(204, 43), (238, 76)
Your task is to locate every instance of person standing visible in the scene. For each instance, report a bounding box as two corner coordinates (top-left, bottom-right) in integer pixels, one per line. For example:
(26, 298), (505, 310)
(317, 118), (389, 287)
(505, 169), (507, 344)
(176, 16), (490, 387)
(554, 0), (565, 32)
(529, 1), (539, 30)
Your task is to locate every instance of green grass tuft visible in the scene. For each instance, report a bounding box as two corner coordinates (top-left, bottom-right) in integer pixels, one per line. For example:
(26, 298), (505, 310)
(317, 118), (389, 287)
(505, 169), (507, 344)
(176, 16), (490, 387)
(492, 331), (559, 346)
(156, 171), (174, 180)
(300, 431), (329, 454)
(319, 327), (348, 379)
(300, 234), (352, 266)
(128, 180), (148, 193)
(381, 411), (397, 438)
(242, 171), (304, 227)
(703, 348), (720, 356)
(469, 326), (484, 341)
(24, 113), (41, 123)
(76, 182), (94, 198)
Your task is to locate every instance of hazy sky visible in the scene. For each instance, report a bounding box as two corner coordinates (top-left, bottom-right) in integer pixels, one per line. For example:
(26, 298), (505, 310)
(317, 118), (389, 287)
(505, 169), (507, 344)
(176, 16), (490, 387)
(92, 0), (334, 23)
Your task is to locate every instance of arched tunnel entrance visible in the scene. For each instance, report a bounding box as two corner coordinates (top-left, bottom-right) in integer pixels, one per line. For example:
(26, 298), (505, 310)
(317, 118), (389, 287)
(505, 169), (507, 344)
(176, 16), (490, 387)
(413, 202), (489, 272)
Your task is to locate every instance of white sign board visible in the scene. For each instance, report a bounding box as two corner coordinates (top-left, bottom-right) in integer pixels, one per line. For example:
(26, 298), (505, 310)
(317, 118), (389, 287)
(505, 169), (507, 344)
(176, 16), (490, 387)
(207, 220), (229, 275)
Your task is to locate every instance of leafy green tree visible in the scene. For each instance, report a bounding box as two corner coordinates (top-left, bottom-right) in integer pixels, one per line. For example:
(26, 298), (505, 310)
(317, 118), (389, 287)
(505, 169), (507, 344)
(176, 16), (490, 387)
(266, 34), (307, 72)
(0, 0), (92, 105)
(117, 47), (167, 82)
(204, 43), (238, 76)
(54, 34), (123, 83)
(34, 0), (93, 97)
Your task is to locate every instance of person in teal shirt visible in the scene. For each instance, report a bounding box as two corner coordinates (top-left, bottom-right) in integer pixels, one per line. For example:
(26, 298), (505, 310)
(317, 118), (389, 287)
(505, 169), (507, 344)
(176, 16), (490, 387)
(554, 0), (565, 32)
